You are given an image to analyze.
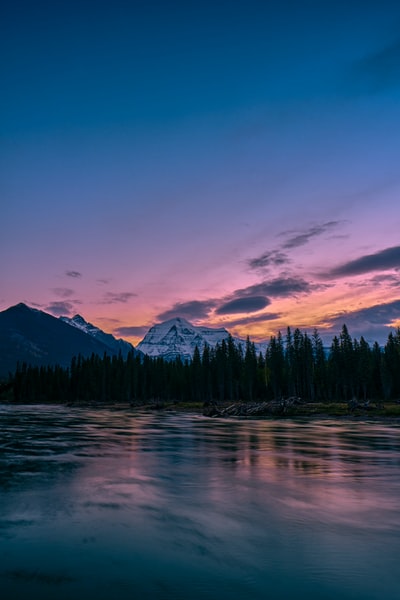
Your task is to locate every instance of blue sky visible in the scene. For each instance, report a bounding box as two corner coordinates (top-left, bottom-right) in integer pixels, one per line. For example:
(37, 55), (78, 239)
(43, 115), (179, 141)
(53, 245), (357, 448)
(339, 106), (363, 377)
(1, 0), (400, 344)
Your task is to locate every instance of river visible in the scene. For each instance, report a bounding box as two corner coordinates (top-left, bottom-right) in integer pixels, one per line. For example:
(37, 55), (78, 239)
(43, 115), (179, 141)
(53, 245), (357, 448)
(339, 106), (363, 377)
(1, 405), (400, 599)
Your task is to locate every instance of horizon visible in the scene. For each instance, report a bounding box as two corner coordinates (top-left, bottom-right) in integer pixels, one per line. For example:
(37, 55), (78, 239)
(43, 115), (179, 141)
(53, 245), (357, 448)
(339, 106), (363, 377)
(2, 1), (400, 346)
(3, 301), (396, 349)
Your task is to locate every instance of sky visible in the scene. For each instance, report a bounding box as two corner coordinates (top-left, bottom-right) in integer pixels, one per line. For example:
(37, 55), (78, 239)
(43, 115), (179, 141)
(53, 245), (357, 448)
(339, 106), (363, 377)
(1, 0), (400, 345)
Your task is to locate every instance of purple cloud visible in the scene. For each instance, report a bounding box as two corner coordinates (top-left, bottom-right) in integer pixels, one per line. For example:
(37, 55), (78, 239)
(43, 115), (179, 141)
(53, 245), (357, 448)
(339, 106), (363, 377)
(65, 270), (82, 278)
(216, 296), (270, 315)
(248, 251), (290, 270)
(235, 276), (315, 298)
(220, 312), (281, 327)
(324, 299), (400, 344)
(282, 221), (342, 250)
(329, 246), (400, 278)
(157, 300), (217, 322)
(101, 292), (137, 304)
(155, 276), (315, 326)
(46, 301), (75, 316)
(51, 287), (74, 298)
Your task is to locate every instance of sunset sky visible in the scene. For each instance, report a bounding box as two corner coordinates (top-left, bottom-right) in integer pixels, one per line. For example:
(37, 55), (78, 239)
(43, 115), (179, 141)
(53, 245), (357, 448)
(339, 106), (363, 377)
(1, 0), (400, 345)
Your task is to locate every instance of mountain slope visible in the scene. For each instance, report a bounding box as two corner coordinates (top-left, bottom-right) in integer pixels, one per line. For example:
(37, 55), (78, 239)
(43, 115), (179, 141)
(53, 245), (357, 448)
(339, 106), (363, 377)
(0, 303), (119, 377)
(60, 314), (134, 358)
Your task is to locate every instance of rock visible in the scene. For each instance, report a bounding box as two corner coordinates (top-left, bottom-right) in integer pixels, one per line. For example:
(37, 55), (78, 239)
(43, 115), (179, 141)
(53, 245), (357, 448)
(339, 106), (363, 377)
(204, 397), (304, 418)
(202, 403), (222, 417)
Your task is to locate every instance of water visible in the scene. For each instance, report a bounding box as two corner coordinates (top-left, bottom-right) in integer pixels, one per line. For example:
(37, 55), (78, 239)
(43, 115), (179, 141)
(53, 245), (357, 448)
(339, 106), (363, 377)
(1, 405), (400, 600)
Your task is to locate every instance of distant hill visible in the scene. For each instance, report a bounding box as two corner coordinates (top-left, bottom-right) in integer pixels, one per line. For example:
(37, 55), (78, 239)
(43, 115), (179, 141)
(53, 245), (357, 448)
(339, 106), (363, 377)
(0, 303), (135, 378)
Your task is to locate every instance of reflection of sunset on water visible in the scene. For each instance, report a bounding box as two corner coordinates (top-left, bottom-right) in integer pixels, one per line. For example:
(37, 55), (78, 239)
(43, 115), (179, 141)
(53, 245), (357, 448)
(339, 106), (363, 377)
(1, 406), (400, 599)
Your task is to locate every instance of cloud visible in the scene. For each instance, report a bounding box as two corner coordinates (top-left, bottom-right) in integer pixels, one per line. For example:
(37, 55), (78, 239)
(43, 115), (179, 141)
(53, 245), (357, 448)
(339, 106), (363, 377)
(343, 301), (400, 326)
(46, 301), (75, 316)
(97, 278), (110, 285)
(219, 312), (281, 328)
(51, 287), (74, 298)
(329, 245), (400, 278)
(101, 292), (137, 304)
(216, 296), (270, 315)
(248, 251), (290, 270)
(351, 39), (400, 93)
(346, 273), (400, 290)
(114, 325), (149, 338)
(282, 221), (342, 249)
(248, 221), (344, 272)
(154, 276), (318, 325)
(65, 270), (82, 278)
(325, 299), (400, 344)
(369, 274), (400, 287)
(235, 276), (316, 298)
(156, 300), (217, 322)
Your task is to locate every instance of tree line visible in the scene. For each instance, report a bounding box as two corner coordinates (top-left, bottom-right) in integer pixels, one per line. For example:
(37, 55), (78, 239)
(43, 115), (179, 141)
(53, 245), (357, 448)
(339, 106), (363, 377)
(10, 325), (400, 404)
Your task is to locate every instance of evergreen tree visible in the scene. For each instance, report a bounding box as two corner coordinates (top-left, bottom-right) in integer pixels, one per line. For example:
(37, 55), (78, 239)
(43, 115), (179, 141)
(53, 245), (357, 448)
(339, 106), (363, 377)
(191, 345), (202, 402)
(9, 322), (399, 406)
(339, 324), (355, 400)
(355, 336), (372, 401)
(312, 329), (327, 401)
(266, 333), (285, 398)
(285, 327), (295, 396)
(244, 336), (257, 401)
(328, 336), (341, 400)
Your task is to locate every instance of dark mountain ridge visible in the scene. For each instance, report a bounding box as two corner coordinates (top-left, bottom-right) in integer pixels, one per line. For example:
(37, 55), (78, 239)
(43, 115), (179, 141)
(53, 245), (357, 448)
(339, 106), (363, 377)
(0, 303), (128, 378)
(59, 313), (133, 358)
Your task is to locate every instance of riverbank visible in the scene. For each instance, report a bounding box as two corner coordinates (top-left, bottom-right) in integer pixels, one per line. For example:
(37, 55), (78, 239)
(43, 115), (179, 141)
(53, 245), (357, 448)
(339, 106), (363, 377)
(202, 398), (397, 418)
(139, 398), (400, 421)
(2, 395), (400, 420)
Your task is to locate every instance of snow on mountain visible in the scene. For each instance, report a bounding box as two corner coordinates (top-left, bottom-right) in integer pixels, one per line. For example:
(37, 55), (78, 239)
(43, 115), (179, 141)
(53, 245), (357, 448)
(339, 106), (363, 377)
(60, 314), (268, 363)
(60, 314), (98, 335)
(136, 317), (267, 361)
(60, 314), (135, 358)
(136, 317), (229, 361)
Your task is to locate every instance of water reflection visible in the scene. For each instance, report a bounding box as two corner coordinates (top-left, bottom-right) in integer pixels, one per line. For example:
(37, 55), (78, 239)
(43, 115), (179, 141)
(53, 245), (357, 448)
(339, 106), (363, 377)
(1, 405), (400, 599)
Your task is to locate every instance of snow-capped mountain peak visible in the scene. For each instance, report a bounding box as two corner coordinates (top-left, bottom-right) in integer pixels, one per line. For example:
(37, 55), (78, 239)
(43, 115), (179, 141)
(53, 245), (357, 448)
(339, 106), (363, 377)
(61, 314), (98, 334)
(137, 318), (235, 361)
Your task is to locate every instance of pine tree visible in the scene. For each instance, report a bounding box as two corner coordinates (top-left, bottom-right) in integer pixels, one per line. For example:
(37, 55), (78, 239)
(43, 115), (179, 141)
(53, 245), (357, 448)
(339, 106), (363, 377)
(355, 336), (372, 401)
(339, 324), (354, 400)
(312, 329), (327, 401)
(266, 333), (285, 399)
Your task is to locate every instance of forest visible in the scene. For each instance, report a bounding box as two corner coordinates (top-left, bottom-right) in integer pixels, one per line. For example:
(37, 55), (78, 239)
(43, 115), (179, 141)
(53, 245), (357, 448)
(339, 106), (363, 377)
(8, 325), (400, 405)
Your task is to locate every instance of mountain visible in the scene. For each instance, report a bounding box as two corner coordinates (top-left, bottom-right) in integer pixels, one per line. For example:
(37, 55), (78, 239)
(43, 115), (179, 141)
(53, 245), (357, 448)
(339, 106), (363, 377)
(137, 317), (242, 361)
(60, 314), (134, 359)
(0, 303), (267, 378)
(0, 303), (129, 378)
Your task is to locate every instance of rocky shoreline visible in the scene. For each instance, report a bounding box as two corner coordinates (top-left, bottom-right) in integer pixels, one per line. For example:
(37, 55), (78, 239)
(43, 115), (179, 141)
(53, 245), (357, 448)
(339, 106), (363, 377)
(201, 397), (400, 419)
(203, 396), (303, 417)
